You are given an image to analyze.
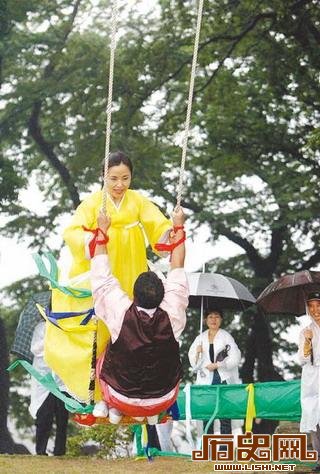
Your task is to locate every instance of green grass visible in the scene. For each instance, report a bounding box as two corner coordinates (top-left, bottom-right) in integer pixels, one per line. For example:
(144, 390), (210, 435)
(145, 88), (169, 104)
(0, 456), (316, 474)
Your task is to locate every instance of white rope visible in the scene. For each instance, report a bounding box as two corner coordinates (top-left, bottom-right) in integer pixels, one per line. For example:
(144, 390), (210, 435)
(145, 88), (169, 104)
(199, 261), (206, 336)
(176, 0), (204, 208)
(90, 0), (119, 405)
(193, 263), (206, 375)
(102, 0), (119, 213)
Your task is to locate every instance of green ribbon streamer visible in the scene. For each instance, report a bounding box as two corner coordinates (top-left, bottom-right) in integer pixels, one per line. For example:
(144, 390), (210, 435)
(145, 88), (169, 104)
(204, 384), (221, 434)
(33, 252), (92, 298)
(7, 359), (93, 414)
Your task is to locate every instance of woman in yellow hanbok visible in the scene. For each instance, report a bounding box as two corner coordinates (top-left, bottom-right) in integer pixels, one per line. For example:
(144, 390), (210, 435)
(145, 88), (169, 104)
(44, 152), (172, 404)
(63, 151), (172, 297)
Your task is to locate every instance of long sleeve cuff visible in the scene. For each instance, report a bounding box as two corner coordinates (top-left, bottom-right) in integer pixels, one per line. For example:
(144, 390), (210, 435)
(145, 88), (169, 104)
(91, 254), (112, 293)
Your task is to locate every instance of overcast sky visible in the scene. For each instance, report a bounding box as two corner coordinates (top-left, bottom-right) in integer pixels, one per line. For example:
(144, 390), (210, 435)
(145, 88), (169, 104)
(0, 198), (241, 289)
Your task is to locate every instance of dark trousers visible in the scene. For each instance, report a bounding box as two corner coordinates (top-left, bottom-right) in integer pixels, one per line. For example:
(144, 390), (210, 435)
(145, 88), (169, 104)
(204, 370), (232, 435)
(311, 425), (320, 462)
(146, 425), (161, 450)
(35, 393), (68, 455)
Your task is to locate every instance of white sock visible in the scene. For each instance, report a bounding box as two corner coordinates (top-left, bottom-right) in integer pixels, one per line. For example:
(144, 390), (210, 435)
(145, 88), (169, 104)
(92, 400), (108, 418)
(146, 414), (158, 425)
(109, 407), (123, 424)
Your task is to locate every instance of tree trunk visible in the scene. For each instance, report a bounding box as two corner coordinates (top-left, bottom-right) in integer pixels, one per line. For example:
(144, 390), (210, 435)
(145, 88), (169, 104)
(240, 280), (283, 436)
(0, 318), (15, 454)
(241, 308), (283, 384)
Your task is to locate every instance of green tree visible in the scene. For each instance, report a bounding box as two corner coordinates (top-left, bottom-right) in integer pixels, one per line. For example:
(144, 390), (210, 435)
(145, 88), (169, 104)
(132, 0), (320, 383)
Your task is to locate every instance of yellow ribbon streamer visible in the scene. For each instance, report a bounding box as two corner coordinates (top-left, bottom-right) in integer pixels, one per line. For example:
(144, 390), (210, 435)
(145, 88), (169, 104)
(245, 383), (256, 432)
(141, 424), (148, 448)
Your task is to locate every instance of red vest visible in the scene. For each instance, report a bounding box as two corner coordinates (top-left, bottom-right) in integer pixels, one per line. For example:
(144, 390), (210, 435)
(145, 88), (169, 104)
(100, 304), (183, 399)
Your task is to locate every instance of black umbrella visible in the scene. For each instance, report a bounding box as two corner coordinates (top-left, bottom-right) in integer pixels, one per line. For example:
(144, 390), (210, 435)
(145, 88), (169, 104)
(257, 270), (320, 316)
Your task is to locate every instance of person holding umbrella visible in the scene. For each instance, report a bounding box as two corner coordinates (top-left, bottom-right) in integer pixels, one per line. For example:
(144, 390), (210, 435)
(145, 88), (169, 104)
(298, 292), (320, 472)
(188, 309), (242, 435)
(257, 270), (320, 471)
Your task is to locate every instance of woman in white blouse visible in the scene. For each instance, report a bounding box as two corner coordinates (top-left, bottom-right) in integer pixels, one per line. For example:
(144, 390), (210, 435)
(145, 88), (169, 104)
(188, 309), (242, 435)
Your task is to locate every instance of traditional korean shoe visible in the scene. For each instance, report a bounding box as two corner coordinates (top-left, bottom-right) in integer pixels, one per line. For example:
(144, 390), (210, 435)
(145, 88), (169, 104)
(92, 400), (108, 418)
(109, 407), (123, 424)
(146, 415), (158, 425)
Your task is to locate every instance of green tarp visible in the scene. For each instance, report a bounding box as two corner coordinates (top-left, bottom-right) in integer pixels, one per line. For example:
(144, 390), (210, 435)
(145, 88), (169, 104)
(8, 360), (302, 421)
(177, 380), (301, 421)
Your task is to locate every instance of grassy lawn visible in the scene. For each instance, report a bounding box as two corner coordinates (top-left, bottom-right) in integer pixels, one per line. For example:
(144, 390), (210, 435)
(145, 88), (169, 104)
(0, 456), (316, 474)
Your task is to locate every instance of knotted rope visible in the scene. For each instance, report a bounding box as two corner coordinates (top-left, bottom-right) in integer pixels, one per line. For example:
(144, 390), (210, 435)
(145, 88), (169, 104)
(102, 0), (119, 214)
(176, 0), (204, 207)
(101, 0), (204, 210)
(90, 0), (119, 406)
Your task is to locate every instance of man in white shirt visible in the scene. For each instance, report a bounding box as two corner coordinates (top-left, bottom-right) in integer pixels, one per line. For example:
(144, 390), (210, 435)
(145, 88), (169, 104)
(298, 292), (320, 472)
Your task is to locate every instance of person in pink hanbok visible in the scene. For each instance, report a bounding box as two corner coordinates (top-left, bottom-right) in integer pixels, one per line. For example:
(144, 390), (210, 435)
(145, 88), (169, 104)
(90, 206), (188, 425)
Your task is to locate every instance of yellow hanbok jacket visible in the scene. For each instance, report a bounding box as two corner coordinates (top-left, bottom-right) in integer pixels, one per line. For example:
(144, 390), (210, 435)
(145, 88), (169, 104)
(43, 189), (171, 403)
(63, 189), (171, 297)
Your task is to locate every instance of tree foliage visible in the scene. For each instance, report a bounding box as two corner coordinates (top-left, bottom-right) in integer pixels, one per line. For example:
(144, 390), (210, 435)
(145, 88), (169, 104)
(67, 424), (132, 458)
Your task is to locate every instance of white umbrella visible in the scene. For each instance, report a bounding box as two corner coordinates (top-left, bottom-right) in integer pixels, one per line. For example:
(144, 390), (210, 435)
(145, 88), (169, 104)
(187, 271), (255, 372)
(187, 272), (256, 312)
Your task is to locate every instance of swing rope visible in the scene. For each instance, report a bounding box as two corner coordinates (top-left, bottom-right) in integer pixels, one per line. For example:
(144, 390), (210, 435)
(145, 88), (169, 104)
(100, 0), (204, 210)
(102, 0), (119, 214)
(88, 325), (97, 405)
(176, 0), (204, 208)
(88, 0), (119, 405)
(91, 0), (204, 407)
